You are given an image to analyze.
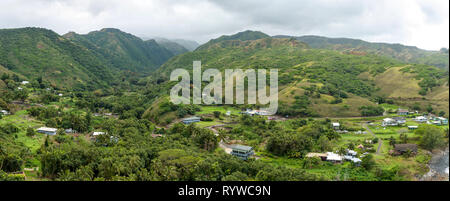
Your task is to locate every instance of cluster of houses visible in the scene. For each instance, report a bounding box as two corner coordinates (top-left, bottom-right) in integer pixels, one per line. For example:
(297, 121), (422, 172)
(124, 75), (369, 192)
(306, 150), (362, 165)
(413, 115), (448, 126)
(382, 117), (406, 127)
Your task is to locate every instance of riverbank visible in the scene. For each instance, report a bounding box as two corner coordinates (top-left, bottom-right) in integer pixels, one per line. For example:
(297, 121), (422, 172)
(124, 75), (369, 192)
(420, 146), (449, 181)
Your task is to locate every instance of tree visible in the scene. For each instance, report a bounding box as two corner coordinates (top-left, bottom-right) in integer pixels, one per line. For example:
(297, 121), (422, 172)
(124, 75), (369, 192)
(213, 111), (221, 118)
(389, 136), (397, 147)
(361, 154), (376, 171)
(399, 133), (408, 144)
(26, 127), (36, 137)
(439, 111), (446, 117)
(426, 105), (433, 113)
(416, 125), (445, 150)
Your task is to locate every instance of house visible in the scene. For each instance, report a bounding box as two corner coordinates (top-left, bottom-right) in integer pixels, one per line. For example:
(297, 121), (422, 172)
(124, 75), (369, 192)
(37, 127), (58, 135)
(332, 122), (340, 130)
(437, 117), (448, 125)
(231, 144), (254, 160)
(326, 152), (343, 163)
(414, 116), (428, 123)
(92, 131), (106, 136)
(17, 87), (23, 90)
(397, 109), (409, 116)
(382, 118), (398, 126)
(408, 126), (418, 130)
(357, 144), (365, 149)
(347, 150), (357, 157)
(65, 128), (77, 134)
(226, 111), (231, 116)
(431, 120), (442, 126)
(392, 117), (406, 124)
(306, 153), (328, 161)
(21, 81), (29, 85)
(393, 144), (418, 156)
(243, 109), (269, 116)
(182, 116), (201, 124)
(1, 110), (10, 115)
(58, 93), (63, 97)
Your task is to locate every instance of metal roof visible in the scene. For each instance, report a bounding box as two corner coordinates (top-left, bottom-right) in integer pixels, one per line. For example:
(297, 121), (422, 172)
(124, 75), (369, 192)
(231, 144), (253, 152)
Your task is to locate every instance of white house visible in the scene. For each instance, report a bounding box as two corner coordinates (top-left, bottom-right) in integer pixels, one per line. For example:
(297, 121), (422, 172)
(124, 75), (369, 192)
(1, 110), (10, 115)
(382, 118), (398, 126)
(332, 122), (340, 130)
(326, 152), (343, 163)
(92, 131), (106, 136)
(414, 116), (427, 123)
(37, 127), (58, 135)
(21, 81), (29, 85)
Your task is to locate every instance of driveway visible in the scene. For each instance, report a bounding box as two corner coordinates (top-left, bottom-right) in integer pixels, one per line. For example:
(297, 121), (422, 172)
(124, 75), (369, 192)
(363, 124), (382, 155)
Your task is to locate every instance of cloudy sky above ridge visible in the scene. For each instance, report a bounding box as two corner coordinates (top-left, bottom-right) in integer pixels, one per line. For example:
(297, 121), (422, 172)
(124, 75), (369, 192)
(0, 0), (448, 50)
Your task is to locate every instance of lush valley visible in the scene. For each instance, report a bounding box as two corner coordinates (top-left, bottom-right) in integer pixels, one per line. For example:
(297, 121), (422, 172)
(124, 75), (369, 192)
(0, 28), (448, 181)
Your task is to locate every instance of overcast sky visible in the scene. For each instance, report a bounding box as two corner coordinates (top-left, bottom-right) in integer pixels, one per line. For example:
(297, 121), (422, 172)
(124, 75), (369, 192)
(0, 0), (448, 50)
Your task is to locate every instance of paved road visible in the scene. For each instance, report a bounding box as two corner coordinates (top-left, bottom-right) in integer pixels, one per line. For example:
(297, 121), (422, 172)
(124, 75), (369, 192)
(363, 124), (382, 155)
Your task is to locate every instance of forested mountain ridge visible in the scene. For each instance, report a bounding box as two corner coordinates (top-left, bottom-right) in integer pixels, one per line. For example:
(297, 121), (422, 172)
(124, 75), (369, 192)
(196, 30), (271, 51)
(64, 28), (174, 73)
(274, 35), (449, 70)
(154, 37), (190, 56)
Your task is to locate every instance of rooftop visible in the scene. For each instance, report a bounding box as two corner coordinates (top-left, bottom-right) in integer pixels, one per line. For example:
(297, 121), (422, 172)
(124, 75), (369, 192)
(231, 144), (253, 152)
(37, 127), (58, 132)
(183, 116), (201, 121)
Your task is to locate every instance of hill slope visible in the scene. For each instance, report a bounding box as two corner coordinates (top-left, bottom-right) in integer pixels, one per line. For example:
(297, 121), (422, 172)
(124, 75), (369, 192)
(0, 27), (114, 90)
(154, 38), (189, 55)
(143, 32), (448, 123)
(274, 35), (449, 70)
(64, 28), (174, 73)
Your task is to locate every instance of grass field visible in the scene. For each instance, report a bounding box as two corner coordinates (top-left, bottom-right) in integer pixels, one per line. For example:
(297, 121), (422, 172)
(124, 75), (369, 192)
(196, 106), (241, 115)
(0, 110), (45, 152)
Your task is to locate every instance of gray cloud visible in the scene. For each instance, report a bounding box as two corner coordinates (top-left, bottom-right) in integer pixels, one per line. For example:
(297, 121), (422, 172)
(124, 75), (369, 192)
(0, 0), (448, 50)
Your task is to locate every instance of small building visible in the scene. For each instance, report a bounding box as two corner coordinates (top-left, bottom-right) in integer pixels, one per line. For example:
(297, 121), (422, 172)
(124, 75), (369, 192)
(1, 110), (10, 115)
(306, 153), (328, 161)
(357, 144), (365, 149)
(17, 87), (23, 90)
(347, 150), (357, 157)
(21, 81), (29, 85)
(408, 126), (418, 130)
(92, 131), (106, 136)
(393, 117), (406, 124)
(326, 152), (343, 163)
(37, 127), (58, 135)
(225, 111), (231, 116)
(431, 120), (442, 126)
(382, 118), (398, 127)
(231, 144), (254, 160)
(65, 128), (77, 134)
(397, 109), (409, 116)
(414, 116), (427, 123)
(437, 117), (448, 125)
(332, 122), (340, 130)
(393, 144), (418, 156)
(182, 116), (201, 124)
(58, 93), (63, 97)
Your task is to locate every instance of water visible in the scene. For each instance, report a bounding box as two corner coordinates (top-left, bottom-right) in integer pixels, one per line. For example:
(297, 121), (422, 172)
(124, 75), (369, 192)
(429, 148), (449, 176)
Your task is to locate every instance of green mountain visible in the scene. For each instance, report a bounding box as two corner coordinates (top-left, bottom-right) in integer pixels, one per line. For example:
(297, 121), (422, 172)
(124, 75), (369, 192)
(0, 27), (115, 90)
(144, 32), (448, 123)
(154, 38), (189, 55)
(64, 28), (174, 73)
(274, 35), (449, 70)
(197, 30), (271, 51)
(172, 39), (200, 51)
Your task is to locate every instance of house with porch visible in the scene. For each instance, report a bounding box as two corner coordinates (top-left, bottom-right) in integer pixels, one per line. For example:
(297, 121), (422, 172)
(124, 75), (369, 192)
(231, 144), (254, 160)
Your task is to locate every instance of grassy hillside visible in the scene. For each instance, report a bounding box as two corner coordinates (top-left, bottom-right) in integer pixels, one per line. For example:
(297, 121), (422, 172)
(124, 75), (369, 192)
(274, 35), (449, 70)
(143, 31), (449, 122)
